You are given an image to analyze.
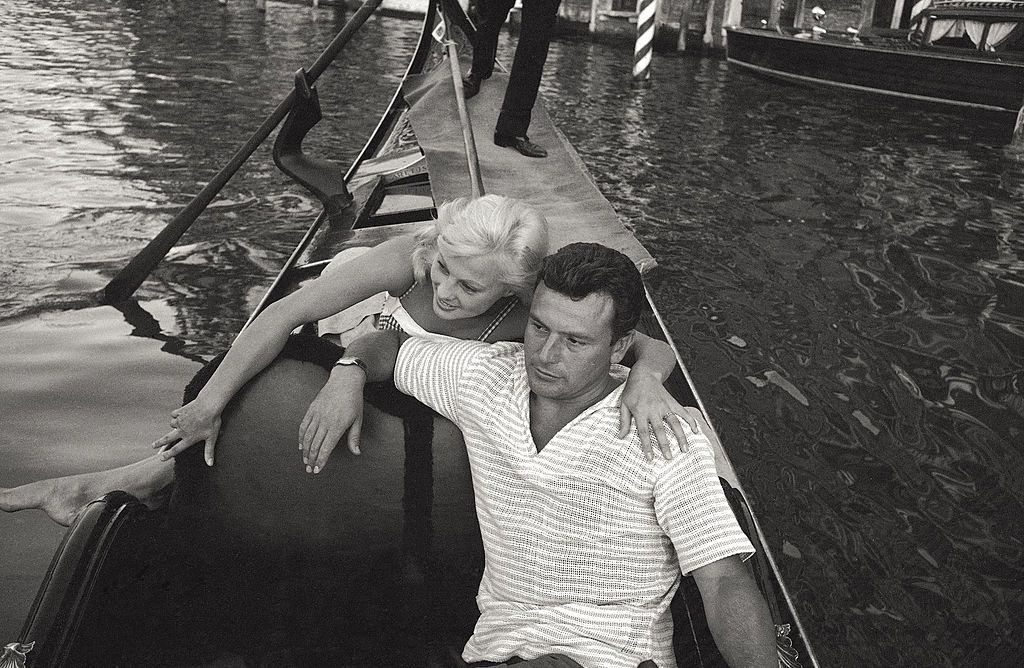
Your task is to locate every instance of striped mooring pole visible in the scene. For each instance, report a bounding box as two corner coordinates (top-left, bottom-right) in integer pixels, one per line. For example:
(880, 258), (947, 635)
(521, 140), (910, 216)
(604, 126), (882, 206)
(632, 0), (657, 89)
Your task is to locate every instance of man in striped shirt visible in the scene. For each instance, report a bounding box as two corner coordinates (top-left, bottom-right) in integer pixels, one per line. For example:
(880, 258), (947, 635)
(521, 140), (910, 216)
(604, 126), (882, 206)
(343, 243), (777, 667)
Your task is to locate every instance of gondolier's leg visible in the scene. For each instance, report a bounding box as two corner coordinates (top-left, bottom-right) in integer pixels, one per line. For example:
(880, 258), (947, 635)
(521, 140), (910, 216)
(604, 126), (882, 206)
(465, 0), (518, 97)
(493, 0), (562, 158)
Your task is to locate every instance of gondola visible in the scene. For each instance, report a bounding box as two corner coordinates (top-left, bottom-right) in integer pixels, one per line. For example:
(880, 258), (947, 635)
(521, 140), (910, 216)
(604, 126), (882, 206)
(12, 0), (819, 665)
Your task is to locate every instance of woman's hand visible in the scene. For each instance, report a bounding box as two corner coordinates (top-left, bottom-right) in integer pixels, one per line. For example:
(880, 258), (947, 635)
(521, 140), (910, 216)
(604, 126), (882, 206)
(299, 367), (366, 474)
(152, 399), (223, 466)
(618, 367), (701, 460)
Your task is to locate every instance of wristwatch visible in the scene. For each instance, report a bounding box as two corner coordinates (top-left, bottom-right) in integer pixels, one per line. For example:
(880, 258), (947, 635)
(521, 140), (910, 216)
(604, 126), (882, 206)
(333, 356), (368, 376)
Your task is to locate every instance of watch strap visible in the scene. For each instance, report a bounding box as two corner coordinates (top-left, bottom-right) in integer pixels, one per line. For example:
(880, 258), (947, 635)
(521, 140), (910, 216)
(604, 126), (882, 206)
(333, 356), (368, 376)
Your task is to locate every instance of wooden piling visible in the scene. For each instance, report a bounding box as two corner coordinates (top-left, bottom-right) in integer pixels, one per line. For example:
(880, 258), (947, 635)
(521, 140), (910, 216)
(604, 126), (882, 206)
(702, 0), (715, 51)
(794, 0), (808, 28)
(769, 0), (784, 29)
(632, 0), (657, 88)
(1014, 103), (1024, 146)
(889, 0), (906, 28)
(676, 2), (692, 50)
(859, 0), (877, 32)
(723, 0), (742, 38)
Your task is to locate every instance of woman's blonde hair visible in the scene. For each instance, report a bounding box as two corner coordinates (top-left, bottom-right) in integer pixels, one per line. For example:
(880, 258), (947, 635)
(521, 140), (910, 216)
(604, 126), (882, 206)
(411, 195), (549, 302)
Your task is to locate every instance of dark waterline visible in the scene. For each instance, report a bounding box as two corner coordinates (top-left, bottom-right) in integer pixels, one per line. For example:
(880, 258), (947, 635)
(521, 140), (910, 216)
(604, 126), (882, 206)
(1, 1), (1022, 665)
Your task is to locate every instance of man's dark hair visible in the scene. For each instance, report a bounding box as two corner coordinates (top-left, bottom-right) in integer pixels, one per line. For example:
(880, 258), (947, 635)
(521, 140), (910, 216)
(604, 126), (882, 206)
(537, 242), (644, 341)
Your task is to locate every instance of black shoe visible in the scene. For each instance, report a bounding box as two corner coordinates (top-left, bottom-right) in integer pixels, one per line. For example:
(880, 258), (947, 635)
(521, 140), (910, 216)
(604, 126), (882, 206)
(494, 133), (547, 158)
(462, 72), (485, 99)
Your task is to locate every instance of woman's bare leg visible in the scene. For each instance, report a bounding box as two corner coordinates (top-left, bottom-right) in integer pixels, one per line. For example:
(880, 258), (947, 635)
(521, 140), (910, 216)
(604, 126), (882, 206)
(0, 454), (175, 526)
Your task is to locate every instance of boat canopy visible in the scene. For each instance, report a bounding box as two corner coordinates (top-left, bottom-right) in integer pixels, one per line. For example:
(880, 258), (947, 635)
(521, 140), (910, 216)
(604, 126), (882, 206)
(919, 0), (1024, 51)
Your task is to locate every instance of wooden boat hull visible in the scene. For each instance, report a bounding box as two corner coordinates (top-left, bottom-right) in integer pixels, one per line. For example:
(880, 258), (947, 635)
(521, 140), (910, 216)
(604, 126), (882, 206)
(725, 26), (1024, 113)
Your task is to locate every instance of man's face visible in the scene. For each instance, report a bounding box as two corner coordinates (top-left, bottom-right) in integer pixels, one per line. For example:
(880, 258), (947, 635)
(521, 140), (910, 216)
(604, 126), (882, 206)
(524, 282), (632, 402)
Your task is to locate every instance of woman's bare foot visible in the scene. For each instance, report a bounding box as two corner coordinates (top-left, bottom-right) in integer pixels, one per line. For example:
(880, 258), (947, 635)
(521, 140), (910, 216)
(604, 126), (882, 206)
(0, 455), (175, 527)
(0, 476), (92, 526)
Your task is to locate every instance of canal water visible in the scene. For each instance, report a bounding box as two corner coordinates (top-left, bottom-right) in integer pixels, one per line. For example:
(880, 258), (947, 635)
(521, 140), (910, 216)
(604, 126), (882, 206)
(1, 1), (1021, 665)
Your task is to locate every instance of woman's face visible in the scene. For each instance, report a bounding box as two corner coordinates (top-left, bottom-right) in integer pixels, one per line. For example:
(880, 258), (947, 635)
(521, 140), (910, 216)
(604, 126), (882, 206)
(430, 248), (513, 320)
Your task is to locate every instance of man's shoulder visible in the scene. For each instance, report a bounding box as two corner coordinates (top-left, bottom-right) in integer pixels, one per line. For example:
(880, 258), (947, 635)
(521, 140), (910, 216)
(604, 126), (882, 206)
(401, 337), (523, 373)
(444, 341), (525, 407)
(464, 340), (524, 380)
(479, 340), (523, 360)
(648, 433), (720, 496)
(395, 339), (525, 418)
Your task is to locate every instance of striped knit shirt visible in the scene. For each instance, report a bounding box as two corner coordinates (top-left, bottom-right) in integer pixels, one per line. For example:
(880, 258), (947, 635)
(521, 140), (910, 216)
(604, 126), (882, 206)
(394, 338), (755, 668)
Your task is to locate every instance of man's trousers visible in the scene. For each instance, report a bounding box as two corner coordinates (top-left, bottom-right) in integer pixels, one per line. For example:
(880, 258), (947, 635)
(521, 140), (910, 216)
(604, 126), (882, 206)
(469, 0), (562, 138)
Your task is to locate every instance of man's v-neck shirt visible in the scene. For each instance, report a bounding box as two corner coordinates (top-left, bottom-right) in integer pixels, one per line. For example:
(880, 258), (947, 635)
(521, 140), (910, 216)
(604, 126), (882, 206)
(395, 338), (754, 668)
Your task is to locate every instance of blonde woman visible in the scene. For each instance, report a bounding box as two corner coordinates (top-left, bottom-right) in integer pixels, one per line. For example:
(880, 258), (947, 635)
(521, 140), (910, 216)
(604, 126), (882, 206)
(2, 195), (695, 525)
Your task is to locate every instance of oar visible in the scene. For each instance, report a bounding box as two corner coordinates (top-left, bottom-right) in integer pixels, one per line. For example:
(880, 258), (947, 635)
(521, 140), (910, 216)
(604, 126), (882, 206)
(98, 0), (386, 305)
(438, 12), (484, 197)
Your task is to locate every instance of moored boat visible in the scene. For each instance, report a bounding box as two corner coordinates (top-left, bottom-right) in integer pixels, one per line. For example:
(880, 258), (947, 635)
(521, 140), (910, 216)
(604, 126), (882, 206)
(12, 0), (819, 665)
(726, 1), (1024, 115)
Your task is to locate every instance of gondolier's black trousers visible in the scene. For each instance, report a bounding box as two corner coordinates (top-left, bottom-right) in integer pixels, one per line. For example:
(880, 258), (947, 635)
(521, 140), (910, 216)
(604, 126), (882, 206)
(470, 0), (562, 138)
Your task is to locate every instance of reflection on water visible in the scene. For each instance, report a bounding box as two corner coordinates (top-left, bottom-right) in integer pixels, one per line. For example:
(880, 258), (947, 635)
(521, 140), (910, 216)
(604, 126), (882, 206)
(1, 1), (1022, 665)
(0, 0), (420, 336)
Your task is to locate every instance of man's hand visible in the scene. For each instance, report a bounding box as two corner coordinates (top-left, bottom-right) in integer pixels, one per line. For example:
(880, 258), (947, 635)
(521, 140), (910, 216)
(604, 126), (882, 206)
(299, 365), (366, 473)
(618, 367), (701, 460)
(152, 399), (223, 466)
(692, 555), (777, 667)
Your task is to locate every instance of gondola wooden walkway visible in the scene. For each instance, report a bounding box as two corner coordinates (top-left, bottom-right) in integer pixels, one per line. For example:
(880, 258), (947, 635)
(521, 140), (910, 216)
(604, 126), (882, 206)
(403, 57), (656, 272)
